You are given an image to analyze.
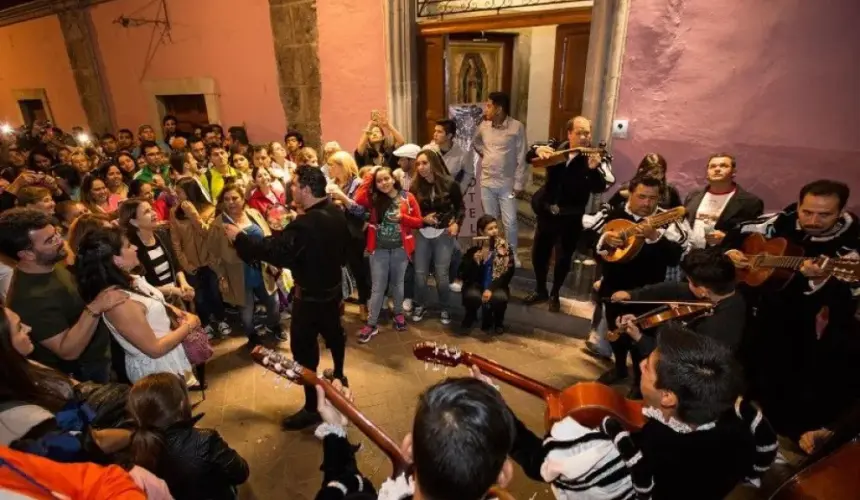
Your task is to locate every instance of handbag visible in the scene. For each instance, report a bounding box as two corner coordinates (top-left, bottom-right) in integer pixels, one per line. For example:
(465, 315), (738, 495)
(141, 285), (214, 366)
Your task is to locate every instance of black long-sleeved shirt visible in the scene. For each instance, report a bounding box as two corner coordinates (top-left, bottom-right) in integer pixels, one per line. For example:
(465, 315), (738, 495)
(627, 281), (747, 355)
(233, 198), (350, 301)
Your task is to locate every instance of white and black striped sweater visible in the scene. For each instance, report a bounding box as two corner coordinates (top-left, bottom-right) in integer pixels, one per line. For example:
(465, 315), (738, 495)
(509, 398), (778, 500)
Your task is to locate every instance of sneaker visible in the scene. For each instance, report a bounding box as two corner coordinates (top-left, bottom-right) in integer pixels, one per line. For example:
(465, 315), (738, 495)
(271, 327), (289, 342)
(357, 324), (379, 344)
(205, 325), (216, 340)
(393, 314), (407, 331)
(523, 291), (549, 305)
(402, 298), (413, 313)
(217, 321), (232, 337)
(411, 305), (426, 322)
(449, 281), (463, 293)
(440, 310), (451, 325)
(515, 256), (523, 268)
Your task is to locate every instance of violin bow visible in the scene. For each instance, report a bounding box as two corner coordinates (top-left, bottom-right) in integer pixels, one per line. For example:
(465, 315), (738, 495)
(615, 300), (714, 307)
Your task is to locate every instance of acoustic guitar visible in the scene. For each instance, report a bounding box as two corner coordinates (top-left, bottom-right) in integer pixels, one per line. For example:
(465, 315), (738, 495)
(734, 233), (860, 290)
(600, 206), (687, 263)
(251, 346), (516, 500)
(413, 342), (644, 432)
(769, 440), (860, 499)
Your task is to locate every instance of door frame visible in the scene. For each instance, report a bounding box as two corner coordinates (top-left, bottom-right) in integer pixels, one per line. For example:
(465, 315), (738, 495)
(548, 22), (592, 140)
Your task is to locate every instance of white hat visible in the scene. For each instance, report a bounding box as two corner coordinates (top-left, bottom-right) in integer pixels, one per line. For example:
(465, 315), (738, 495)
(393, 143), (421, 159)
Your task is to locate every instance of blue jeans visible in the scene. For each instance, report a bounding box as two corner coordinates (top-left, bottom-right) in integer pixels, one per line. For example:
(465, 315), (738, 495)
(414, 232), (455, 310)
(240, 284), (280, 337)
(368, 247), (409, 325)
(449, 243), (463, 281)
(186, 266), (226, 325)
(481, 185), (518, 255)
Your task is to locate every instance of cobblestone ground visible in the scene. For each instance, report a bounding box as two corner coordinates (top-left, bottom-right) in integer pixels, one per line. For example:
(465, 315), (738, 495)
(197, 311), (775, 499)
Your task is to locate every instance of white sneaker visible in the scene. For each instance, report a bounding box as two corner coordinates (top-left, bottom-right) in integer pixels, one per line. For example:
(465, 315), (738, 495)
(217, 321), (232, 337)
(440, 310), (451, 325)
(403, 298), (413, 313)
(449, 281), (462, 293)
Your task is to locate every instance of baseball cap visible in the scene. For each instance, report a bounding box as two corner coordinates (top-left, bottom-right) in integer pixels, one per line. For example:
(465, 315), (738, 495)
(393, 143), (421, 159)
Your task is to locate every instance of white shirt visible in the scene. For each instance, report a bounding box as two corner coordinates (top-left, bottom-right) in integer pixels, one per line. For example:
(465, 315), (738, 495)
(692, 189), (736, 247)
(472, 116), (528, 190)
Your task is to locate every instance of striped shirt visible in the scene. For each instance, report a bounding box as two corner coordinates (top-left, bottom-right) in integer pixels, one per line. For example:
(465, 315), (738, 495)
(143, 240), (174, 287)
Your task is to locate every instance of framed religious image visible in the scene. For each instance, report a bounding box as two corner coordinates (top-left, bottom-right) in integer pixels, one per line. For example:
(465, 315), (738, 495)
(447, 40), (507, 106)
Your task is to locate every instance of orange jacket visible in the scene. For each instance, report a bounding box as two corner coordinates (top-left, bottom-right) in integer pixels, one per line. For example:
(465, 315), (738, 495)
(0, 446), (145, 500)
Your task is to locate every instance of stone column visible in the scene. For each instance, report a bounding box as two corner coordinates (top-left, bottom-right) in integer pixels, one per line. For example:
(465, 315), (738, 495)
(57, 8), (114, 135)
(383, 0), (418, 142)
(581, 0), (614, 139)
(597, 0), (632, 146)
(268, 0), (322, 149)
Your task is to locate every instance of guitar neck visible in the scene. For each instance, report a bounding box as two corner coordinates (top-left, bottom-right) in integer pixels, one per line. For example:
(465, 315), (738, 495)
(620, 208), (684, 239)
(301, 370), (412, 477)
(462, 353), (560, 399)
(752, 254), (811, 271)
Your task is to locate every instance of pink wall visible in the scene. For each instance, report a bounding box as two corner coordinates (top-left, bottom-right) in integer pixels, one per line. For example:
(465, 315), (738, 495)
(612, 0), (860, 213)
(88, 0), (286, 142)
(317, 0), (388, 150)
(0, 15), (87, 129)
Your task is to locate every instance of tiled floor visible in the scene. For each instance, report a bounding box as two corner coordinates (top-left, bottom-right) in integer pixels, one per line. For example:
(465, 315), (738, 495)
(196, 311), (781, 499)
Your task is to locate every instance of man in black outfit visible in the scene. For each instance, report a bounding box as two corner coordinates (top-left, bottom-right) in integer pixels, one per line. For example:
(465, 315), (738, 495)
(611, 247), (747, 354)
(224, 166), (350, 430)
(585, 176), (691, 398)
(725, 179), (860, 444)
(524, 116), (615, 311)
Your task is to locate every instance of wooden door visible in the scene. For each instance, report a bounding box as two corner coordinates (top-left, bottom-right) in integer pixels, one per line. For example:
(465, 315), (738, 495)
(417, 35), (447, 143)
(548, 23), (590, 142)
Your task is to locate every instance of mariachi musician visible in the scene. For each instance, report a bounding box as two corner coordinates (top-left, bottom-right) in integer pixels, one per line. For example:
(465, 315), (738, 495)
(524, 116), (615, 312)
(610, 247), (747, 354)
(584, 176), (692, 398)
(725, 179), (860, 448)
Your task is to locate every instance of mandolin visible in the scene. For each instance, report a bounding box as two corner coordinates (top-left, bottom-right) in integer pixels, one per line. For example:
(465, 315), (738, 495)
(769, 440), (860, 499)
(251, 346), (516, 500)
(734, 233), (860, 290)
(413, 342), (644, 432)
(600, 206), (687, 263)
(606, 301), (714, 341)
(531, 143), (612, 169)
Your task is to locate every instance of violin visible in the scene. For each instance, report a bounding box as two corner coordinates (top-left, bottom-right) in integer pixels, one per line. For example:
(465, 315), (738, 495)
(251, 346), (517, 500)
(414, 342), (645, 432)
(530, 140), (612, 169)
(607, 301), (715, 342)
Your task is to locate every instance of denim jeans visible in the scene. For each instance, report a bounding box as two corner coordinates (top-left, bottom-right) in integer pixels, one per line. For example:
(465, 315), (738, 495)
(414, 232), (455, 310)
(186, 266), (226, 325)
(449, 243), (463, 281)
(480, 185), (518, 255)
(368, 247), (409, 325)
(240, 284), (280, 337)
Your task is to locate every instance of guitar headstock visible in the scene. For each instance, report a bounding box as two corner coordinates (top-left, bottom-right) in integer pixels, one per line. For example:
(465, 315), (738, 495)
(250, 346), (306, 384)
(413, 342), (465, 368)
(829, 259), (860, 283)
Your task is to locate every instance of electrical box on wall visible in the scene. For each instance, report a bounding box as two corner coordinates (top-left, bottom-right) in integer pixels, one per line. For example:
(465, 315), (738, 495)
(612, 119), (629, 139)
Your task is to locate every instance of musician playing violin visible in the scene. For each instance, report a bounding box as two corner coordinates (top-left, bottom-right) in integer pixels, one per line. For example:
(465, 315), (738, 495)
(490, 325), (778, 500)
(585, 176), (693, 398)
(726, 179), (860, 446)
(523, 116), (615, 312)
(313, 378), (515, 500)
(611, 248), (746, 354)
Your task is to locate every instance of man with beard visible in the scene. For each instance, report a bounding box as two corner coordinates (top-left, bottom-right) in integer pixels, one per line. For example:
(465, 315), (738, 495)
(0, 208), (127, 382)
(726, 179), (860, 445)
(224, 166), (350, 430)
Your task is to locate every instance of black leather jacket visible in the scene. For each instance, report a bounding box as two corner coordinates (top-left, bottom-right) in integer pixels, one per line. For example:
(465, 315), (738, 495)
(155, 420), (249, 500)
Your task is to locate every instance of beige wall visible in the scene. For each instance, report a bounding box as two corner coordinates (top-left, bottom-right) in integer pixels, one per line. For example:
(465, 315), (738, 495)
(525, 25), (557, 143)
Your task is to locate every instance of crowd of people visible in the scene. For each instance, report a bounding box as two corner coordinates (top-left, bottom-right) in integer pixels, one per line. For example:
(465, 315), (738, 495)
(0, 89), (858, 500)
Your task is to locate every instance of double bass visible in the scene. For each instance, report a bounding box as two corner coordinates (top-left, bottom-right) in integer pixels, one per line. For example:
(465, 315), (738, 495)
(413, 342), (644, 432)
(251, 346), (516, 500)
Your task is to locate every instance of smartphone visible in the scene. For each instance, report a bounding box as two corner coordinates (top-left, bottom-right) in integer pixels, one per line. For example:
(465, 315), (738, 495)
(371, 110), (381, 122)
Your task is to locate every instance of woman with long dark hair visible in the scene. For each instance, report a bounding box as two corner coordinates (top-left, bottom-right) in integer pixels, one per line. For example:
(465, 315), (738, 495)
(128, 372), (248, 499)
(80, 174), (120, 216)
(408, 149), (464, 326)
(608, 153), (682, 209)
(353, 166), (423, 343)
(99, 162), (129, 200)
(459, 215), (515, 334)
(75, 226), (198, 383)
(170, 177), (232, 338)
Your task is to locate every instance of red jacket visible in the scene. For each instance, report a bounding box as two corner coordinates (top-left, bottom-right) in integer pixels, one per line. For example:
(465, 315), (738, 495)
(248, 187), (286, 215)
(354, 173), (423, 258)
